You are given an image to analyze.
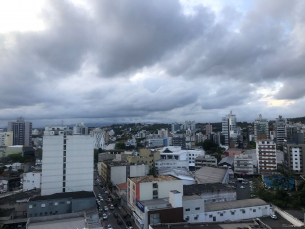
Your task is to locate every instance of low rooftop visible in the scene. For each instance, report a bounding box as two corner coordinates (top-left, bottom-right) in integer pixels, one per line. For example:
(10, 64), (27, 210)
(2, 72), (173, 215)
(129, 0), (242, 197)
(183, 183), (236, 196)
(129, 175), (179, 183)
(205, 198), (267, 212)
(29, 191), (94, 201)
(182, 195), (202, 201)
(195, 166), (228, 184)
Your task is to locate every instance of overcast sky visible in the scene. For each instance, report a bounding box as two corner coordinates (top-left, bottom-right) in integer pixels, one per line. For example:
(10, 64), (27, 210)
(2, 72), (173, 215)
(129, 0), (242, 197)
(0, 0), (305, 127)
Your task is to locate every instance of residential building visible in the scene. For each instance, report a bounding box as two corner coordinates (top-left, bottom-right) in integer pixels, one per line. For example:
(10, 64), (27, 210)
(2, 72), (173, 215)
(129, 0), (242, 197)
(127, 149), (160, 170)
(222, 111), (237, 146)
(99, 161), (149, 185)
(3, 145), (35, 157)
(4, 131), (13, 146)
(275, 115), (287, 146)
(194, 166), (229, 184)
(158, 129), (168, 138)
(155, 159), (188, 170)
(183, 121), (196, 131)
(256, 139), (277, 174)
(183, 183), (236, 204)
(41, 125), (94, 196)
(158, 147), (205, 169)
(206, 123), (212, 135)
(254, 114), (269, 142)
(172, 136), (186, 149)
(0, 132), (6, 146)
(284, 133), (305, 174)
(171, 123), (180, 133)
(127, 175), (183, 211)
(27, 191), (96, 218)
(116, 182), (127, 197)
(23, 171), (42, 191)
(195, 155), (217, 169)
(90, 128), (105, 149)
(98, 149), (133, 162)
(234, 153), (254, 175)
(7, 117), (32, 146)
(148, 138), (165, 147)
(225, 148), (244, 158)
(32, 129), (40, 135)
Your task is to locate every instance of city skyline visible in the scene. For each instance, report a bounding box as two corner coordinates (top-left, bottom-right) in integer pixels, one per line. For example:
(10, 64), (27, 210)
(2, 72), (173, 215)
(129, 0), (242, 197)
(0, 1), (305, 127)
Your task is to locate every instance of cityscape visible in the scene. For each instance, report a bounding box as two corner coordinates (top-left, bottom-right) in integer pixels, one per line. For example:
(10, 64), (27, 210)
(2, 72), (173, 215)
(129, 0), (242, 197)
(1, 0), (305, 229)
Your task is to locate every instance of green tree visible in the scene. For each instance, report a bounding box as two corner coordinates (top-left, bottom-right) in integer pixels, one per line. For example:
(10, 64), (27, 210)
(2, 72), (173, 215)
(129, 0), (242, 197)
(246, 141), (256, 149)
(8, 154), (24, 163)
(115, 142), (126, 149)
(0, 166), (5, 175)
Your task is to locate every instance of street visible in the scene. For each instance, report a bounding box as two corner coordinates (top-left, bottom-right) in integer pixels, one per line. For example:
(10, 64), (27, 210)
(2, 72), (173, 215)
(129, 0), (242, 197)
(235, 181), (251, 200)
(93, 173), (136, 229)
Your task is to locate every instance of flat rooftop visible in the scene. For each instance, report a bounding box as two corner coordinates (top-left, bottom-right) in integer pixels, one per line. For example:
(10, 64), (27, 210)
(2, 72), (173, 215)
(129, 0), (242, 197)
(195, 166), (228, 184)
(182, 195), (202, 201)
(30, 191), (94, 201)
(129, 175), (179, 183)
(140, 198), (170, 206)
(183, 183), (236, 196)
(205, 198), (267, 212)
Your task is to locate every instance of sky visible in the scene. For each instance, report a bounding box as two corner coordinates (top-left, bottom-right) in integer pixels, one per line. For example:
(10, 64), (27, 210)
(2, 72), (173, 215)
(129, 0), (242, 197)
(0, 0), (305, 127)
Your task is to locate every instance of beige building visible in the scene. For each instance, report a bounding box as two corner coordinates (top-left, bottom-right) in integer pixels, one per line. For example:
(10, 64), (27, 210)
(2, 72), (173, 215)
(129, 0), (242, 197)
(4, 131), (13, 146)
(127, 149), (160, 170)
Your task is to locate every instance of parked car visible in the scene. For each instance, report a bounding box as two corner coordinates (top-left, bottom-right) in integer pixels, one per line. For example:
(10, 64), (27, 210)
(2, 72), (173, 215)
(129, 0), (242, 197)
(114, 212), (119, 218)
(104, 206), (108, 211)
(105, 190), (109, 194)
(270, 214), (277, 219)
(107, 224), (113, 229)
(110, 204), (114, 210)
(240, 186), (245, 189)
(117, 219), (123, 225)
(106, 198), (112, 202)
(103, 213), (108, 220)
(126, 221), (132, 226)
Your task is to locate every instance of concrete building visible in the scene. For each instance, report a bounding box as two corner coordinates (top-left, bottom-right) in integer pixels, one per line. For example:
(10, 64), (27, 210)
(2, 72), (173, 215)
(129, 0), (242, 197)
(183, 183), (236, 204)
(158, 129), (168, 138)
(3, 145), (35, 157)
(275, 115), (287, 146)
(133, 190), (184, 229)
(234, 153), (254, 175)
(225, 148), (244, 158)
(32, 129), (40, 135)
(284, 133), (305, 174)
(254, 114), (269, 142)
(116, 182), (127, 197)
(256, 139), (277, 174)
(4, 131), (13, 146)
(183, 121), (196, 131)
(218, 156), (234, 167)
(27, 191), (96, 218)
(127, 175), (183, 211)
(98, 150), (133, 162)
(41, 125), (94, 196)
(194, 166), (229, 184)
(155, 159), (188, 170)
(195, 155), (217, 169)
(90, 128), (105, 149)
(148, 138), (165, 147)
(222, 111), (237, 146)
(158, 146), (205, 169)
(23, 171), (42, 191)
(171, 123), (180, 133)
(205, 123), (212, 135)
(99, 161), (149, 185)
(172, 137), (186, 149)
(7, 117), (32, 146)
(127, 149), (160, 170)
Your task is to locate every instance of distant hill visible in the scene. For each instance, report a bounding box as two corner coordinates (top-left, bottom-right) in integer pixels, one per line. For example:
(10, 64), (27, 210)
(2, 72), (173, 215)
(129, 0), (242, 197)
(287, 116), (305, 123)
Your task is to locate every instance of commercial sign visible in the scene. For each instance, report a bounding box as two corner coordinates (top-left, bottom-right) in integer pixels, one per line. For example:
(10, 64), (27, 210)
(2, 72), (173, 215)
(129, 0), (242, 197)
(136, 199), (145, 213)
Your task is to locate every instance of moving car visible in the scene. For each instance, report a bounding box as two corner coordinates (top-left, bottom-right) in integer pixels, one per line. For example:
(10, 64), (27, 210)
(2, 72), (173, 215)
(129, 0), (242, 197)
(110, 204), (114, 210)
(104, 206), (108, 211)
(240, 186), (245, 189)
(105, 190), (109, 194)
(103, 213), (108, 220)
(117, 219), (123, 225)
(114, 212), (119, 218)
(107, 224), (113, 229)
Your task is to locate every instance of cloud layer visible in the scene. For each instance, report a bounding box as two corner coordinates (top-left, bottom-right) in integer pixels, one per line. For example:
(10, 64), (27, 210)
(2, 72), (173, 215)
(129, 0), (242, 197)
(0, 0), (305, 127)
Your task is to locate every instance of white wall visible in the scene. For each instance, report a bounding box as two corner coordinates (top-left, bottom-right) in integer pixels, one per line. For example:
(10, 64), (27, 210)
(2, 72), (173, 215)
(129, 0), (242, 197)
(111, 166), (127, 185)
(158, 180), (183, 198)
(130, 164), (149, 177)
(23, 172), (42, 191)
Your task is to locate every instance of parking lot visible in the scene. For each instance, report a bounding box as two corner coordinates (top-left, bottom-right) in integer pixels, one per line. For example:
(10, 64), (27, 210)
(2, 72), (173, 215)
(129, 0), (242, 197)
(235, 180), (251, 200)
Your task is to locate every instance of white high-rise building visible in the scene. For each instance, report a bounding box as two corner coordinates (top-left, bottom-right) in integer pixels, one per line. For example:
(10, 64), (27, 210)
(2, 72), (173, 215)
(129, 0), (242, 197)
(91, 128), (105, 149)
(222, 111), (237, 146)
(41, 125), (94, 196)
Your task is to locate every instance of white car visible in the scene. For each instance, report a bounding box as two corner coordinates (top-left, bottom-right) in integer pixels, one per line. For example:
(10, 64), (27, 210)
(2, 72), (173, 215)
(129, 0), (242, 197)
(270, 214), (277, 219)
(107, 224), (113, 229)
(240, 186), (245, 189)
(104, 206), (108, 211)
(105, 190), (109, 194)
(103, 213), (108, 220)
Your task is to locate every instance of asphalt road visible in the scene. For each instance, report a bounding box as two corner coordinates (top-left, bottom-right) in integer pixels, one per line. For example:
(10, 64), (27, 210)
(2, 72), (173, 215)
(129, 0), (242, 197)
(93, 174), (135, 229)
(235, 181), (251, 200)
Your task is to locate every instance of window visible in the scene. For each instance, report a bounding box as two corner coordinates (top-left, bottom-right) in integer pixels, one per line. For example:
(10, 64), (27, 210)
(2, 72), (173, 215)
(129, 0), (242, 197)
(220, 213), (223, 216)
(231, 212), (235, 215)
(41, 204), (45, 208)
(253, 209), (256, 212)
(185, 208), (190, 211)
(209, 215), (212, 218)
(29, 205), (33, 208)
(195, 207), (200, 210)
(33, 204), (36, 207)
(45, 212), (47, 215)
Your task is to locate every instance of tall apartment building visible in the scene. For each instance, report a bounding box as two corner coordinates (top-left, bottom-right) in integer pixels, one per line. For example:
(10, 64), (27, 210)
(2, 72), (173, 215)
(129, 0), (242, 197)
(183, 121), (196, 131)
(205, 123), (212, 135)
(172, 136), (186, 149)
(256, 139), (277, 173)
(90, 128), (105, 149)
(158, 129), (168, 138)
(275, 116), (287, 146)
(222, 111), (237, 146)
(284, 133), (305, 174)
(171, 123), (180, 132)
(254, 114), (269, 142)
(41, 124), (94, 196)
(7, 117), (32, 146)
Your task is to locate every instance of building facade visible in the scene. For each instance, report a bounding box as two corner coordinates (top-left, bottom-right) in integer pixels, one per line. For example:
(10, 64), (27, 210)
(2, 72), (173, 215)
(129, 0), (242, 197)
(234, 153), (254, 175)
(222, 111), (237, 146)
(254, 114), (269, 142)
(195, 155), (217, 169)
(7, 117), (32, 146)
(256, 139), (277, 174)
(23, 172), (42, 191)
(205, 123), (212, 135)
(41, 125), (94, 196)
(275, 116), (287, 146)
